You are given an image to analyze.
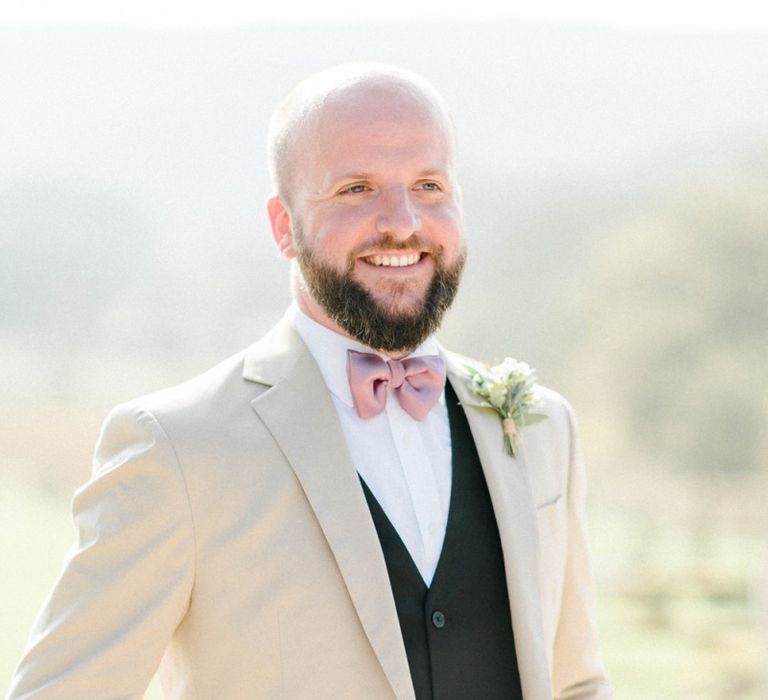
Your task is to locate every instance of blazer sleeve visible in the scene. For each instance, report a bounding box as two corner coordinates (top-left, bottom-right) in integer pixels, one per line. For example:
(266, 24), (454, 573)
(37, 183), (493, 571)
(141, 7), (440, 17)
(7, 404), (195, 700)
(551, 400), (614, 700)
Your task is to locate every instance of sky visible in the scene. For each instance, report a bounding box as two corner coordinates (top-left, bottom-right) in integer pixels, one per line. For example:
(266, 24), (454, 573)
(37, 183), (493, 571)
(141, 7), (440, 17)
(1, 0), (768, 31)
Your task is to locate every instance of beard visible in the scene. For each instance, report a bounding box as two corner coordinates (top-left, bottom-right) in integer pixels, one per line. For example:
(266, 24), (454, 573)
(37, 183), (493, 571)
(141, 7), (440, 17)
(294, 229), (466, 354)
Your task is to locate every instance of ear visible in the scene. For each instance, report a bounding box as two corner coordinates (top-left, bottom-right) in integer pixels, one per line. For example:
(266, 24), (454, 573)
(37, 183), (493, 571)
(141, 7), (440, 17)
(267, 195), (297, 259)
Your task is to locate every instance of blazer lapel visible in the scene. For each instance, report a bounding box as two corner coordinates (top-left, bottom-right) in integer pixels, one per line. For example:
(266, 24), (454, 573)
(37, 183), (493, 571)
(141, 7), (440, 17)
(244, 319), (415, 700)
(443, 350), (553, 700)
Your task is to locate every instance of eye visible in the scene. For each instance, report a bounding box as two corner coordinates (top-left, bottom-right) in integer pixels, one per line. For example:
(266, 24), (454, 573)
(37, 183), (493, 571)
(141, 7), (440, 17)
(417, 181), (442, 192)
(339, 183), (370, 195)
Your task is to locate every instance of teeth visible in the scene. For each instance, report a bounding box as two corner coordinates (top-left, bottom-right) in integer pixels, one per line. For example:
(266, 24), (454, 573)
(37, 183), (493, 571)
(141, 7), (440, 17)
(365, 253), (421, 267)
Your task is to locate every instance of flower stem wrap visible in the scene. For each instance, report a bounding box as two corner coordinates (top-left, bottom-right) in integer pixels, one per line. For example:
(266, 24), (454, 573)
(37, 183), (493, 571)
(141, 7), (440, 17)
(502, 418), (517, 457)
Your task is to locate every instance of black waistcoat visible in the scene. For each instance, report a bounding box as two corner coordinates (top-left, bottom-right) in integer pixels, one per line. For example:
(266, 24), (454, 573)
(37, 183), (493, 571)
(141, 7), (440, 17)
(360, 382), (523, 700)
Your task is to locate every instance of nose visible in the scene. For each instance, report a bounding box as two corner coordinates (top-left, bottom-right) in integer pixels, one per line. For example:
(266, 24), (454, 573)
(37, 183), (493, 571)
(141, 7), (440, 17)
(375, 186), (421, 240)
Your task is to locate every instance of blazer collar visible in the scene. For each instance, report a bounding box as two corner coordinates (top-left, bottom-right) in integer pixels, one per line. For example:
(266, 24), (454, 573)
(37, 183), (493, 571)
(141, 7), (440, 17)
(243, 316), (416, 700)
(242, 314), (304, 387)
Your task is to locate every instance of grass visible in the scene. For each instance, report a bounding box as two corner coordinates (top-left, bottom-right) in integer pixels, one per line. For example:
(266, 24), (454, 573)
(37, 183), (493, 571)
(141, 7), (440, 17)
(591, 507), (763, 699)
(2, 477), (763, 698)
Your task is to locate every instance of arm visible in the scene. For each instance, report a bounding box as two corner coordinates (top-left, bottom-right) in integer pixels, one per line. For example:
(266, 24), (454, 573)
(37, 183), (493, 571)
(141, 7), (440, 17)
(7, 405), (195, 700)
(551, 400), (613, 700)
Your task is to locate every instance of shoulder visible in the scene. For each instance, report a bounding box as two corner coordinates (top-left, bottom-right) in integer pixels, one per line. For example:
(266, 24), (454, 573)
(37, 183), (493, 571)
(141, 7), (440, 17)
(101, 349), (243, 434)
(95, 338), (280, 472)
(111, 312), (303, 432)
(91, 349), (248, 471)
(534, 385), (578, 444)
(132, 348), (252, 413)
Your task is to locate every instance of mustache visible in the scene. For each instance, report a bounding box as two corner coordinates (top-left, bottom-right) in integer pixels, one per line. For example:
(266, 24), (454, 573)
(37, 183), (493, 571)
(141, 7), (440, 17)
(349, 234), (441, 258)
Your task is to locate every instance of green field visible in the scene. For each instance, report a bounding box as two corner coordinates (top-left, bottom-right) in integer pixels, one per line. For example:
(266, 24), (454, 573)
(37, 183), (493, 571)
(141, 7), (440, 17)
(2, 477), (763, 698)
(591, 508), (763, 699)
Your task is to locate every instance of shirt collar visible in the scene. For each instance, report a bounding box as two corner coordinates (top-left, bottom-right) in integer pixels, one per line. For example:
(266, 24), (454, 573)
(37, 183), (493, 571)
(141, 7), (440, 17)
(286, 303), (440, 409)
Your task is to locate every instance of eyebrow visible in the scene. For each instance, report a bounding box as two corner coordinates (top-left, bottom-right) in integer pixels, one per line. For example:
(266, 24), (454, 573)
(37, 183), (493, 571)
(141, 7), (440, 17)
(416, 169), (448, 178)
(332, 168), (449, 182)
(334, 172), (373, 182)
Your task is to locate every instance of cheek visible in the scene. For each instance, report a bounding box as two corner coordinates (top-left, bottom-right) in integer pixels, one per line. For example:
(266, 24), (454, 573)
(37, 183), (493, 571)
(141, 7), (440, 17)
(311, 209), (371, 252)
(428, 206), (464, 249)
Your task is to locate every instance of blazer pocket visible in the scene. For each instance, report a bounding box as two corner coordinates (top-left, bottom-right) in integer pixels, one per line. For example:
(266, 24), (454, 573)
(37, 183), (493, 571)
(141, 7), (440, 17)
(536, 493), (564, 540)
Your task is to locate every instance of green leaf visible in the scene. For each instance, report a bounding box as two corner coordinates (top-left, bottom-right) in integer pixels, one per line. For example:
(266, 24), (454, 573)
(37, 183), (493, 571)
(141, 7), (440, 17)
(520, 412), (548, 426)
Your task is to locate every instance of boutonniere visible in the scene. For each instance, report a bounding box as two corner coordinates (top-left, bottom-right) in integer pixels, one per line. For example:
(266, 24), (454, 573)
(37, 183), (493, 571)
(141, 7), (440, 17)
(462, 358), (548, 457)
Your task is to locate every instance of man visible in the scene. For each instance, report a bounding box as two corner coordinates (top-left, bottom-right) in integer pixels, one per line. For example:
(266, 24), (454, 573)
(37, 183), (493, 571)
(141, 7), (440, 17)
(8, 64), (611, 699)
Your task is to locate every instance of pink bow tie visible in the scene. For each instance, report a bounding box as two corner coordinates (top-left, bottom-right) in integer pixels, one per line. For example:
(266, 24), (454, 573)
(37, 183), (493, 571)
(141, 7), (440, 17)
(346, 349), (446, 421)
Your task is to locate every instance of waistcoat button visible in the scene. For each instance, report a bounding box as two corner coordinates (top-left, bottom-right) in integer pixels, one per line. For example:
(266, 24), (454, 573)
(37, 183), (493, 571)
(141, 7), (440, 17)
(431, 610), (446, 628)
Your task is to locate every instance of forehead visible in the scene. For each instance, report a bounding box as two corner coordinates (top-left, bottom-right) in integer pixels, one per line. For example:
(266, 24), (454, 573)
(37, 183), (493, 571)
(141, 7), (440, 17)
(321, 81), (445, 126)
(296, 83), (454, 175)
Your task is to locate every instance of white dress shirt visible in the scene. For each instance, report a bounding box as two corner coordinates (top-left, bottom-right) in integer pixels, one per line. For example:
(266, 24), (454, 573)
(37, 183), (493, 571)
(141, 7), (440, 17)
(287, 304), (452, 586)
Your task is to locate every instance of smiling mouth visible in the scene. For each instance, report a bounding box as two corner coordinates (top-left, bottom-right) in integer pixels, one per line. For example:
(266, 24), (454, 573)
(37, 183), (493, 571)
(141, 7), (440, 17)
(362, 253), (422, 267)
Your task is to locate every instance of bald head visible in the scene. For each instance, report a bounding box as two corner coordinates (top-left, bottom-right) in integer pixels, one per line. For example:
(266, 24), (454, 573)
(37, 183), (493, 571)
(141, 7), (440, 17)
(267, 63), (456, 207)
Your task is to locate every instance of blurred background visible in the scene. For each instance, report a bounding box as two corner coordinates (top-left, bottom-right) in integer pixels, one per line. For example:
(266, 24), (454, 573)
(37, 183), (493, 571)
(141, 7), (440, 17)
(2, 2), (767, 698)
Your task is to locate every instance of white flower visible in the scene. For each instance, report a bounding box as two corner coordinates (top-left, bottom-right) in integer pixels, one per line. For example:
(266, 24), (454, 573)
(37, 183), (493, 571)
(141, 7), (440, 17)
(463, 358), (548, 457)
(488, 382), (508, 410)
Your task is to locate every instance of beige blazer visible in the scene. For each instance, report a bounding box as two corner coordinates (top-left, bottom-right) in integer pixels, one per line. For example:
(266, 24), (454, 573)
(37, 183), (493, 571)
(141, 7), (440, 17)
(8, 318), (611, 700)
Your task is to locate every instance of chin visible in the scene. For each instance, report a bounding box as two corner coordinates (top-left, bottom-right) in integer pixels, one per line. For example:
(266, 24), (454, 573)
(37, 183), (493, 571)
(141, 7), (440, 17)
(369, 293), (427, 319)
(364, 282), (429, 312)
